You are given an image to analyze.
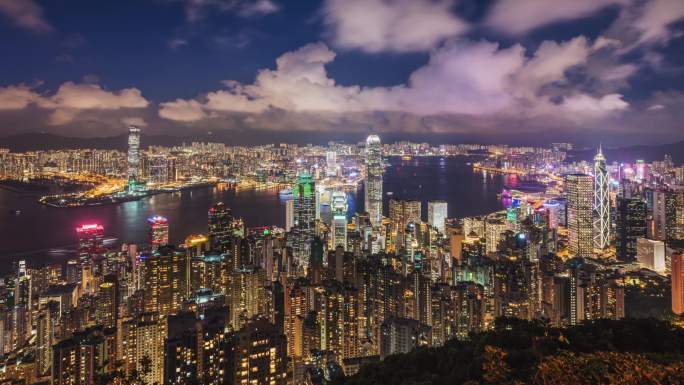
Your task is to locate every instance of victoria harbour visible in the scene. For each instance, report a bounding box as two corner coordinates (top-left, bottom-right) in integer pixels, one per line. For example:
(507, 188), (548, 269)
(0, 156), (505, 268)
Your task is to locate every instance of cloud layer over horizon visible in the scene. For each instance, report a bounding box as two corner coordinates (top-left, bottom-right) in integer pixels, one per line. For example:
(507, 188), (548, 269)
(0, 0), (683, 144)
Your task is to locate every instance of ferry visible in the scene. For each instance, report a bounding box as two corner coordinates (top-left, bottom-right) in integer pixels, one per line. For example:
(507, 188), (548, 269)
(278, 187), (293, 199)
(386, 191), (394, 196)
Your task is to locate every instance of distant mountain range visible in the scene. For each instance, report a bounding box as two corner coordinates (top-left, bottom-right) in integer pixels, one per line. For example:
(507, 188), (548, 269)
(0, 132), (682, 164)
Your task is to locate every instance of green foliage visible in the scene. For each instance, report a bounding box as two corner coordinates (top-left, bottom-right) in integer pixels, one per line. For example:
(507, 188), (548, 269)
(335, 318), (684, 385)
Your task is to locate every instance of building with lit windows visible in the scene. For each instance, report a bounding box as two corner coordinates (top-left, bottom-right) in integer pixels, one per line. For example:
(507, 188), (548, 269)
(566, 174), (594, 257)
(672, 252), (684, 316)
(364, 135), (383, 226)
(332, 191), (348, 250)
(76, 223), (104, 261)
(615, 197), (647, 262)
(427, 200), (448, 235)
(292, 173), (316, 267)
(148, 215), (169, 247)
(232, 318), (288, 385)
(127, 125), (141, 184)
(593, 147), (610, 250)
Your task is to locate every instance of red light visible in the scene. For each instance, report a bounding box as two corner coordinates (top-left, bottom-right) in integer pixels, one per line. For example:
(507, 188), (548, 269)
(76, 224), (103, 233)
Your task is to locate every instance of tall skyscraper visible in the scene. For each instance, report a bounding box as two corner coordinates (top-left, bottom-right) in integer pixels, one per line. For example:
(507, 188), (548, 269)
(326, 150), (337, 176)
(208, 202), (233, 251)
(292, 173), (316, 267)
(615, 197), (647, 262)
(127, 125), (141, 183)
(285, 199), (294, 232)
(673, 252), (684, 316)
(76, 223), (105, 261)
(148, 215), (169, 246)
(593, 147), (610, 250)
(566, 174), (594, 257)
(332, 191), (348, 250)
(364, 134), (383, 226)
(428, 200), (448, 234)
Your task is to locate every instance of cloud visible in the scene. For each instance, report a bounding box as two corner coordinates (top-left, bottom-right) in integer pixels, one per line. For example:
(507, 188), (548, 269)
(158, 38), (629, 128)
(121, 116), (148, 127)
(602, 0), (684, 52)
(0, 0), (52, 32)
(168, 38), (189, 50)
(322, 0), (468, 53)
(486, 0), (625, 35)
(159, 99), (207, 122)
(183, 0), (280, 22)
(0, 82), (149, 125)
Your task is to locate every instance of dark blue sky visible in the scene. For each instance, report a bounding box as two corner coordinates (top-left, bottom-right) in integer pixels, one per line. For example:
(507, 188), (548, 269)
(1, 0), (683, 145)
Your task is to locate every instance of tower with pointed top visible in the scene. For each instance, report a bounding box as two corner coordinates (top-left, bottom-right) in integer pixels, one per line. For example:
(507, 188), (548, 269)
(593, 146), (610, 250)
(364, 134), (383, 226)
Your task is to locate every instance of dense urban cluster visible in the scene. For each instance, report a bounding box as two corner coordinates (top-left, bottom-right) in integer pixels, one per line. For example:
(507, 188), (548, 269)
(1, 131), (684, 385)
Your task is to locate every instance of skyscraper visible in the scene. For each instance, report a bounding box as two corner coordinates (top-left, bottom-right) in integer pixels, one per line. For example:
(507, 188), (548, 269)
(673, 252), (684, 316)
(364, 134), (383, 226)
(208, 202), (232, 251)
(285, 199), (294, 232)
(593, 147), (610, 250)
(127, 125), (141, 183)
(428, 200), (448, 234)
(615, 197), (647, 262)
(292, 173), (316, 267)
(566, 174), (594, 257)
(332, 191), (348, 250)
(76, 223), (104, 261)
(148, 215), (169, 247)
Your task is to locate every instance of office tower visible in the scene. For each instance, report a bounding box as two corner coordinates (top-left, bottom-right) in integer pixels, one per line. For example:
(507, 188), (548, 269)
(232, 318), (288, 385)
(127, 125), (141, 183)
(427, 200), (448, 235)
(364, 134), (383, 226)
(229, 266), (267, 330)
(35, 310), (54, 376)
(285, 199), (294, 232)
(140, 247), (184, 316)
(636, 238), (666, 273)
(51, 327), (116, 385)
(566, 174), (594, 257)
(673, 252), (684, 316)
(208, 202), (233, 251)
(148, 215), (169, 247)
(332, 191), (348, 250)
(13, 265), (32, 348)
(593, 147), (610, 250)
(653, 190), (678, 242)
(76, 223), (104, 261)
(318, 281), (359, 361)
(326, 150), (337, 176)
(292, 173), (316, 267)
(379, 317), (430, 359)
(389, 199), (421, 230)
(615, 197), (647, 262)
(164, 308), (232, 385)
(96, 281), (117, 328)
(121, 313), (165, 385)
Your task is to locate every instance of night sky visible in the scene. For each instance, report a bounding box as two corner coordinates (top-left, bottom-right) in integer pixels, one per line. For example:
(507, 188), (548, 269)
(1, 0), (683, 145)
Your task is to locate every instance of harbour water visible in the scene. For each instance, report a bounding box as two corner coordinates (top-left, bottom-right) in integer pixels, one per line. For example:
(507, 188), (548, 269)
(0, 156), (507, 271)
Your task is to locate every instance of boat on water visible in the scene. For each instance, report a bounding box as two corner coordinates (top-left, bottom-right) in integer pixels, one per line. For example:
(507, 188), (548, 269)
(401, 155), (412, 160)
(9, 209), (21, 215)
(386, 191), (394, 196)
(279, 187), (293, 198)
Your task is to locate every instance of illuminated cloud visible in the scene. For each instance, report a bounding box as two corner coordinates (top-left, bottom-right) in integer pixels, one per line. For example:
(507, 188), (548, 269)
(159, 99), (207, 122)
(322, 0), (467, 53)
(0, 0), (52, 32)
(0, 82), (148, 125)
(486, 0), (625, 35)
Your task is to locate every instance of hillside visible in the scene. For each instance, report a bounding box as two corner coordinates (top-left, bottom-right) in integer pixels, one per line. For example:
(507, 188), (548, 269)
(335, 318), (684, 385)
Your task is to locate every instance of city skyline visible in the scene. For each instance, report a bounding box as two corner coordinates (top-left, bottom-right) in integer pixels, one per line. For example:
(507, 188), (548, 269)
(0, 1), (683, 145)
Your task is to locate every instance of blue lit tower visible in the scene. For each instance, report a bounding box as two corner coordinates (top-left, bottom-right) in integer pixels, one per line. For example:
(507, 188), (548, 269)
(593, 146), (610, 250)
(127, 125), (141, 184)
(292, 172), (316, 267)
(364, 134), (383, 226)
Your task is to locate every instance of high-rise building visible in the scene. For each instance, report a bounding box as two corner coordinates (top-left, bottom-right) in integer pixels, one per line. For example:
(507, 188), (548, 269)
(593, 147), (610, 250)
(566, 174), (594, 257)
(285, 199), (294, 232)
(76, 223), (104, 261)
(121, 313), (165, 385)
(148, 215), (169, 247)
(615, 197), (647, 262)
(232, 318), (288, 385)
(292, 173), (316, 267)
(51, 327), (116, 385)
(636, 238), (666, 273)
(427, 201), (448, 235)
(326, 150), (337, 176)
(127, 125), (141, 183)
(140, 246), (184, 316)
(208, 202), (233, 251)
(364, 135), (383, 226)
(672, 252), (684, 316)
(653, 189), (678, 242)
(332, 191), (348, 250)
